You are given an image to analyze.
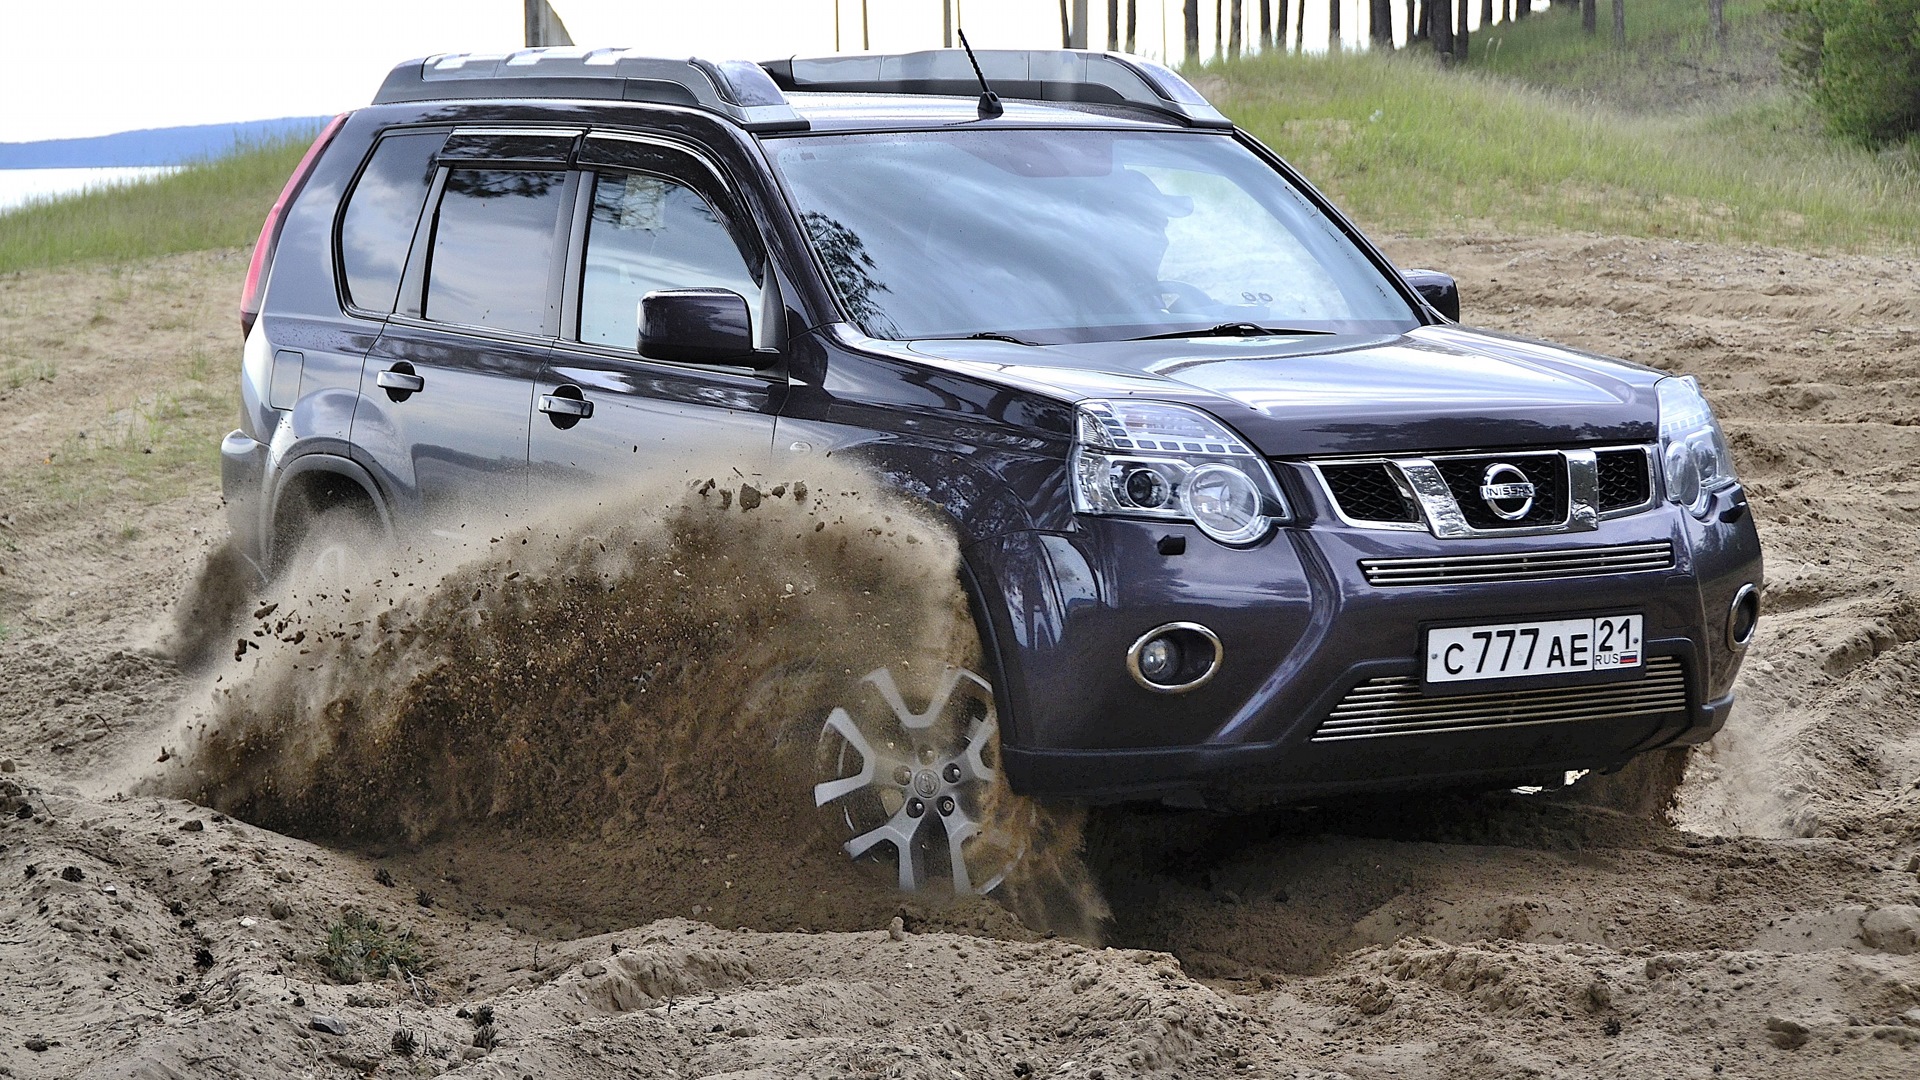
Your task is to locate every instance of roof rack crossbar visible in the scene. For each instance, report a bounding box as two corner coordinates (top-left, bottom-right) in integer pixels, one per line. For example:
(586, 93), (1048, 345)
(759, 50), (1232, 129)
(371, 49), (809, 133)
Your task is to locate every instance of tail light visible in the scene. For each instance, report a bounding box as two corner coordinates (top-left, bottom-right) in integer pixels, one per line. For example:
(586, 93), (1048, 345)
(240, 113), (349, 338)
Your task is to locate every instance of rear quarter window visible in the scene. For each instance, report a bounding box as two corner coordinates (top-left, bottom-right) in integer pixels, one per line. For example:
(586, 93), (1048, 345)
(338, 130), (446, 314)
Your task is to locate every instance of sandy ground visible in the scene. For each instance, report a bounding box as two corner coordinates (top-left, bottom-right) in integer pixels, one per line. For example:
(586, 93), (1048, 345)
(3, 233), (1920, 1078)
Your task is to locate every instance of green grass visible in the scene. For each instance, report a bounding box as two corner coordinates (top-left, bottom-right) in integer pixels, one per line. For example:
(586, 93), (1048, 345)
(0, 136), (314, 274)
(319, 912), (424, 984)
(1209, 48), (1920, 249)
(1474, 0), (1783, 108)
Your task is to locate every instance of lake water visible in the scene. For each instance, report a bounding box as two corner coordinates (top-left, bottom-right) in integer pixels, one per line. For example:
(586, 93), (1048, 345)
(0, 167), (182, 213)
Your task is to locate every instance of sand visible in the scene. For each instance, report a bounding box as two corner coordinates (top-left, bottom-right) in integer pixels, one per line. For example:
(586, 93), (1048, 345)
(2, 233), (1919, 1078)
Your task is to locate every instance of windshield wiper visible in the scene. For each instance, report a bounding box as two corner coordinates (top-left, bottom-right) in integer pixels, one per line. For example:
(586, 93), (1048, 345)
(917, 331), (1041, 346)
(1127, 323), (1332, 341)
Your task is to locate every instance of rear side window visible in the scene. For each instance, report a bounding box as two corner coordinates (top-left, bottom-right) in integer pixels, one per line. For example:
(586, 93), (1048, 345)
(424, 169), (568, 334)
(578, 171), (761, 349)
(338, 131), (445, 313)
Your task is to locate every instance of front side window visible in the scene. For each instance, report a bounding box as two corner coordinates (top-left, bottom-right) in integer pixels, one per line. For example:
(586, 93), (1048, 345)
(577, 170), (761, 349)
(766, 129), (1417, 344)
(423, 168), (567, 334)
(339, 130), (445, 313)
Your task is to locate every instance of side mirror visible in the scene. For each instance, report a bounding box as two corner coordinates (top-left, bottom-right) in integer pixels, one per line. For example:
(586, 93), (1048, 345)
(1400, 269), (1460, 322)
(638, 289), (758, 365)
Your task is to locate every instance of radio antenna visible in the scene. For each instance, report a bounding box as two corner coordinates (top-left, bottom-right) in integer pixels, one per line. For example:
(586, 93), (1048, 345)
(956, 30), (1003, 119)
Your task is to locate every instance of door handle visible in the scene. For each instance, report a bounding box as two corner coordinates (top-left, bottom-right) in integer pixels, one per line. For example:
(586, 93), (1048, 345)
(538, 394), (593, 419)
(538, 385), (593, 429)
(376, 366), (425, 398)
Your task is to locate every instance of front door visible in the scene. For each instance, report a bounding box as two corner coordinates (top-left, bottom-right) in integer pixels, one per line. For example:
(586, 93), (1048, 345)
(530, 137), (782, 496)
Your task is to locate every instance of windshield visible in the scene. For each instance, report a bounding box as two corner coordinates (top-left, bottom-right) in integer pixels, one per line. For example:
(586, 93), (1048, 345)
(766, 128), (1419, 344)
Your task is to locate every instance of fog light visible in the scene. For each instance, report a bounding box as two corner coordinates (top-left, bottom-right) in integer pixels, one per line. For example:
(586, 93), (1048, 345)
(1126, 622), (1223, 694)
(1728, 583), (1760, 649)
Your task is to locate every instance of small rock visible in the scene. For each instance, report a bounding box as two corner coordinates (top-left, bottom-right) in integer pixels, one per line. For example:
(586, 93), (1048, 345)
(738, 484), (762, 510)
(81, 728), (108, 743)
(461, 1046), (487, 1061)
(581, 961), (606, 978)
(179, 819), (204, 833)
(1766, 1016), (1809, 1050)
(1861, 906), (1920, 955)
(0, 758), (15, 772)
(309, 1015), (348, 1037)
(1900, 1007), (1920, 1029)
(1584, 978), (1612, 1011)
(269, 899), (292, 920)
(888, 916), (906, 941)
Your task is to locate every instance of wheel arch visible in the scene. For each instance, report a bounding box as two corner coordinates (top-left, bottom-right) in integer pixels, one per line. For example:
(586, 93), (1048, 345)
(267, 453), (393, 569)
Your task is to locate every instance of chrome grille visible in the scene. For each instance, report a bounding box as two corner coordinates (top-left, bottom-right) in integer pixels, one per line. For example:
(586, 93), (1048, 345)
(1358, 540), (1675, 586)
(1312, 656), (1688, 742)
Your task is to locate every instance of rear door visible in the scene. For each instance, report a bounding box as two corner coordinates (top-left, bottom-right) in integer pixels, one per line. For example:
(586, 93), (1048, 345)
(530, 133), (783, 491)
(352, 129), (579, 520)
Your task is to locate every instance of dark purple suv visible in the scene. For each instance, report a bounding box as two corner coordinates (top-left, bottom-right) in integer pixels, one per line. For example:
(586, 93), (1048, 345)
(225, 48), (1761, 893)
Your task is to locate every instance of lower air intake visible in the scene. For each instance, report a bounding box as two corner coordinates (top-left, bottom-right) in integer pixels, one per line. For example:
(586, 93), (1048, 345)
(1311, 656), (1687, 742)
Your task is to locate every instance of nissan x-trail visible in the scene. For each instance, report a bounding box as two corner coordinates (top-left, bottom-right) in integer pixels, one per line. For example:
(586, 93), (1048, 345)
(224, 47), (1763, 893)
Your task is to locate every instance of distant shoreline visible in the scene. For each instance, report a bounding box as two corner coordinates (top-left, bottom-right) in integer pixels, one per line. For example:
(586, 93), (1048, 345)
(0, 167), (183, 213)
(0, 116), (330, 170)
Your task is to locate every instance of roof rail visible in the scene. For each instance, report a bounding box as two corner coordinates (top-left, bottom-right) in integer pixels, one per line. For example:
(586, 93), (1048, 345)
(759, 50), (1232, 129)
(371, 49), (809, 132)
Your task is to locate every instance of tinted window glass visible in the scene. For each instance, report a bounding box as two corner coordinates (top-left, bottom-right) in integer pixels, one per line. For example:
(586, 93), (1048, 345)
(339, 131), (444, 313)
(424, 169), (567, 334)
(578, 171), (761, 348)
(767, 130), (1416, 343)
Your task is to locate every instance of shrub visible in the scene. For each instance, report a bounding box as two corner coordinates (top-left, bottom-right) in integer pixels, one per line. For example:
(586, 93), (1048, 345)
(318, 911), (423, 984)
(1776, 0), (1920, 145)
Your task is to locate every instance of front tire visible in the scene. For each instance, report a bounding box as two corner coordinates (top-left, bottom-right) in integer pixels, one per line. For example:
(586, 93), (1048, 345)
(813, 665), (1024, 895)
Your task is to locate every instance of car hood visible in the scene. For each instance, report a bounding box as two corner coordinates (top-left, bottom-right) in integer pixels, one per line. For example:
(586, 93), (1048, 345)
(899, 325), (1663, 457)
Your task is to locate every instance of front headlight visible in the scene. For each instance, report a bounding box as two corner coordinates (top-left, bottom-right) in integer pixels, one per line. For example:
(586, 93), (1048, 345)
(1070, 400), (1286, 545)
(1657, 376), (1736, 518)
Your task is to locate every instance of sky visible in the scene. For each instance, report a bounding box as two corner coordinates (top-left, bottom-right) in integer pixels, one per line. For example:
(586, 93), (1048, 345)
(0, 1), (1499, 144)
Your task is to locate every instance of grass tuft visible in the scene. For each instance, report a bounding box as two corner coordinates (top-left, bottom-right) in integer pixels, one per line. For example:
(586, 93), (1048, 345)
(319, 911), (423, 984)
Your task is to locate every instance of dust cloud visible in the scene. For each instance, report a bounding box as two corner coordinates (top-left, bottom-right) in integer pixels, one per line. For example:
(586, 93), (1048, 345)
(144, 460), (1104, 939)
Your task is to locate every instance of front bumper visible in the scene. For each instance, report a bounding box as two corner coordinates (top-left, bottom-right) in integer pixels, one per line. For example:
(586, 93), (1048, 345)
(971, 486), (1762, 803)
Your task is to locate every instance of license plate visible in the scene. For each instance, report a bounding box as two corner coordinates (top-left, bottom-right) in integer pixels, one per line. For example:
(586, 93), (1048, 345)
(1425, 614), (1643, 684)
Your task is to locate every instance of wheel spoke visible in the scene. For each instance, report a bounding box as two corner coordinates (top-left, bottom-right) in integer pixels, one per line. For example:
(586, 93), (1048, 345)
(959, 716), (998, 783)
(844, 801), (927, 891)
(940, 807), (982, 895)
(813, 708), (876, 808)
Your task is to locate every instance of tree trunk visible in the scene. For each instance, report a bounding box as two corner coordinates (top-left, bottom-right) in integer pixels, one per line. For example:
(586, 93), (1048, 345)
(1432, 0), (1453, 58)
(1515, 0), (1528, 18)
(1329, 0), (1341, 51)
(1260, 0), (1272, 48)
(1371, 0), (1394, 45)
(1278, 0), (1291, 49)
(1108, 0), (1120, 49)
(1230, 0), (1244, 57)
(1455, 0), (1469, 60)
(1128, 0), (1139, 51)
(1294, 0), (1306, 53)
(1215, 0), (1225, 59)
(1580, 0), (1595, 34)
(1610, 0), (1624, 44)
(1061, 0), (1073, 47)
(1184, 0), (1202, 62)
(1480, 0), (1493, 26)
